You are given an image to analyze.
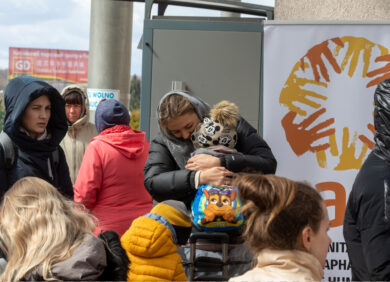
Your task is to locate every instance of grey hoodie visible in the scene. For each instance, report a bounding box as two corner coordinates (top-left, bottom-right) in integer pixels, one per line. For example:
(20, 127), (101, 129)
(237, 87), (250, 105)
(156, 90), (210, 169)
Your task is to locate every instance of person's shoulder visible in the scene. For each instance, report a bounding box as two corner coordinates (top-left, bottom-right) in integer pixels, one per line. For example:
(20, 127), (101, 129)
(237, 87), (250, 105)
(150, 132), (168, 145)
(352, 152), (389, 196)
(236, 117), (257, 134)
(357, 151), (390, 181)
(86, 122), (97, 130)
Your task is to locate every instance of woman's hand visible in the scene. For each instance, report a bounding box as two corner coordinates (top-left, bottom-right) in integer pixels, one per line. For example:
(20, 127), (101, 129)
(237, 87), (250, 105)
(199, 167), (234, 187)
(185, 154), (221, 170)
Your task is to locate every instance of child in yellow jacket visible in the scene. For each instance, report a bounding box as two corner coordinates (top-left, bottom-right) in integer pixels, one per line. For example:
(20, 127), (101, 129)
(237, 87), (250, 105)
(121, 200), (192, 281)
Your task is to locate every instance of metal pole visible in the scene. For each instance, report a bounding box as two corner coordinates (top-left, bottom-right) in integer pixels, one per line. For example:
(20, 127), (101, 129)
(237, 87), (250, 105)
(88, 0), (133, 122)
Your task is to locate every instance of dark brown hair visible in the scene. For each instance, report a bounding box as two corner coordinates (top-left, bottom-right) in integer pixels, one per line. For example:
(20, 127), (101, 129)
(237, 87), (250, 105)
(235, 173), (323, 254)
(64, 91), (83, 105)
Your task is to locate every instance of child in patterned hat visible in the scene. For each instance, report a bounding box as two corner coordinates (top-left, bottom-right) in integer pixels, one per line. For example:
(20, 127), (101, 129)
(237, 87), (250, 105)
(191, 100), (240, 156)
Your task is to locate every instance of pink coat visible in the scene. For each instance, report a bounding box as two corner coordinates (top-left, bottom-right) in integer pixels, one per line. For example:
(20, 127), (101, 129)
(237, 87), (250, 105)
(74, 125), (152, 236)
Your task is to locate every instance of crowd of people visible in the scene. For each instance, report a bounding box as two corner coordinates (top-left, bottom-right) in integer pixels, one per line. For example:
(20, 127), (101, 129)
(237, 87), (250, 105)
(0, 75), (387, 281)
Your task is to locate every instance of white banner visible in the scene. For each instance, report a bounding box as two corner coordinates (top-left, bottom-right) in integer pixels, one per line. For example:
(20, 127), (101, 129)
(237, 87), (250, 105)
(263, 23), (390, 281)
(87, 88), (120, 110)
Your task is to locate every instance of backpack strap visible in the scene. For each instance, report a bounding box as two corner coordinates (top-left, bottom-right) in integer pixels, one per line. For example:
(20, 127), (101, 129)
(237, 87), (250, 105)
(0, 131), (59, 171)
(0, 131), (15, 170)
(52, 147), (59, 168)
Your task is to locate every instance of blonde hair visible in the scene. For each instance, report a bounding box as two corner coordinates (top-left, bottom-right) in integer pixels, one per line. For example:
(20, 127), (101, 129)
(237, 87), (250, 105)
(210, 100), (239, 128)
(235, 174), (323, 254)
(0, 177), (95, 281)
(159, 94), (196, 134)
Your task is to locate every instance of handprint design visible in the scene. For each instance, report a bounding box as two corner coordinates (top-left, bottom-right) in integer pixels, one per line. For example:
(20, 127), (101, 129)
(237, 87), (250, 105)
(367, 54), (390, 87)
(334, 127), (369, 170)
(280, 62), (328, 116)
(281, 108), (335, 156)
(280, 36), (388, 171)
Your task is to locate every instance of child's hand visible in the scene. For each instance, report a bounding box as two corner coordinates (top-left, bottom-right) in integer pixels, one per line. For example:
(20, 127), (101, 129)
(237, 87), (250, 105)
(185, 154), (220, 170)
(199, 167), (234, 187)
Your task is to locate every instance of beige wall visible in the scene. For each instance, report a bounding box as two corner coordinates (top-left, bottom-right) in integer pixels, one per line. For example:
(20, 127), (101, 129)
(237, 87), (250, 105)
(275, 0), (390, 20)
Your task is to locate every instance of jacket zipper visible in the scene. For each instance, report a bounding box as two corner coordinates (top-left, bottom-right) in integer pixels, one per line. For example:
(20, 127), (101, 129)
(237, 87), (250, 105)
(47, 158), (53, 181)
(72, 127), (76, 180)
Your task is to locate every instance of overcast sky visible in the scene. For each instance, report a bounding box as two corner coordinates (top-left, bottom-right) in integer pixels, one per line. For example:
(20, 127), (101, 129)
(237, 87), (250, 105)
(0, 0), (274, 76)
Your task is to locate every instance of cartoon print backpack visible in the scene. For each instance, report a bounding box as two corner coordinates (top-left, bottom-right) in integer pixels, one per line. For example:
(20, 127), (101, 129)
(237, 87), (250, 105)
(192, 184), (244, 231)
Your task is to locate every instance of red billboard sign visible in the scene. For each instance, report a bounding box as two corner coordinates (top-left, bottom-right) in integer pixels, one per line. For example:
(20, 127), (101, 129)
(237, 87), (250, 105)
(9, 47), (88, 84)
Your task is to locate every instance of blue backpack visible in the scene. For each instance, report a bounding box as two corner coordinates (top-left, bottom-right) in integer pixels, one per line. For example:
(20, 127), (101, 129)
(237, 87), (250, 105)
(192, 184), (244, 232)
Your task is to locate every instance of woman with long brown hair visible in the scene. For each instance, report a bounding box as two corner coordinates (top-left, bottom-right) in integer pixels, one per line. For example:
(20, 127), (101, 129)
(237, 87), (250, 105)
(231, 174), (331, 281)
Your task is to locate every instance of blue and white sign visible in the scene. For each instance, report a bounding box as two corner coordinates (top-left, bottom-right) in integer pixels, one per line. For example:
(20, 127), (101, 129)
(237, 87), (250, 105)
(87, 88), (120, 110)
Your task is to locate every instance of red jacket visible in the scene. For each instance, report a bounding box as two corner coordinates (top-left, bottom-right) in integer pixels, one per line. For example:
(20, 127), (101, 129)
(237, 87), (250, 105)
(74, 125), (152, 236)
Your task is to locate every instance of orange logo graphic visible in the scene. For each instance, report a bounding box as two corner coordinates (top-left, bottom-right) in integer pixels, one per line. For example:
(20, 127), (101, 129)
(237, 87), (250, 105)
(316, 182), (346, 227)
(280, 36), (390, 170)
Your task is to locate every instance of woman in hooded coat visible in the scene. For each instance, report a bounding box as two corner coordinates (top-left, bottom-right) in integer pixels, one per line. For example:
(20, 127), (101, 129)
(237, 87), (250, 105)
(0, 76), (72, 199)
(60, 85), (97, 184)
(74, 99), (153, 236)
(144, 91), (277, 207)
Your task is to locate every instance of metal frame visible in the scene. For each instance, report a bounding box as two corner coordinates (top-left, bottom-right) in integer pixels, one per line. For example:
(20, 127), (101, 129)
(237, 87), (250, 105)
(115, 0), (274, 19)
(140, 18), (265, 139)
(114, 0), (274, 139)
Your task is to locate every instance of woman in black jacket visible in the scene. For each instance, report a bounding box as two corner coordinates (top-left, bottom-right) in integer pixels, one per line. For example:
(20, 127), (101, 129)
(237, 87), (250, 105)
(0, 76), (72, 199)
(144, 91), (277, 278)
(144, 90), (277, 207)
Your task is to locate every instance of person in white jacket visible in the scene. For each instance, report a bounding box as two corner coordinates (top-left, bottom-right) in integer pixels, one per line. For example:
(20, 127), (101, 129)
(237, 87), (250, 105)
(60, 85), (97, 184)
(230, 173), (331, 282)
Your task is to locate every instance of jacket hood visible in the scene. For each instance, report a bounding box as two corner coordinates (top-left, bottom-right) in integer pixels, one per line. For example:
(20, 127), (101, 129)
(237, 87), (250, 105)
(25, 234), (106, 281)
(3, 76), (67, 152)
(61, 84), (90, 130)
(123, 215), (178, 258)
(51, 234), (106, 280)
(373, 78), (390, 162)
(93, 125), (147, 159)
(156, 91), (210, 169)
(157, 90), (210, 141)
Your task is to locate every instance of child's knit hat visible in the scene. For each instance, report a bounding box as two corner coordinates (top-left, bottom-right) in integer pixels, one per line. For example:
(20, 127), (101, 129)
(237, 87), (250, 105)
(191, 100), (239, 149)
(150, 200), (192, 245)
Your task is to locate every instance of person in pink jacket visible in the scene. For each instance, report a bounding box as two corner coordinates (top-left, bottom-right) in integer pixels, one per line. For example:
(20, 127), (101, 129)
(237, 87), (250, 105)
(74, 99), (152, 236)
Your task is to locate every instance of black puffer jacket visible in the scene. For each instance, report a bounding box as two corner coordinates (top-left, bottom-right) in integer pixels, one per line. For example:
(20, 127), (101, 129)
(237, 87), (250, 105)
(0, 76), (72, 199)
(144, 91), (277, 206)
(344, 78), (390, 281)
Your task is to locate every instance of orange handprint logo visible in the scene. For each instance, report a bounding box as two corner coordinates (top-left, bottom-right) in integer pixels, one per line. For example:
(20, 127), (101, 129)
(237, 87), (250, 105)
(334, 127), (369, 170)
(280, 36), (387, 171)
(367, 54), (390, 87)
(301, 37), (343, 82)
(281, 108), (335, 156)
(280, 62), (328, 116)
(336, 36), (387, 78)
(358, 123), (375, 150)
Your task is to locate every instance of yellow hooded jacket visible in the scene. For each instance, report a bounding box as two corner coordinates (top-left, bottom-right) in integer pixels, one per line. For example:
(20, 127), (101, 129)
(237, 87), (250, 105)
(121, 214), (188, 281)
